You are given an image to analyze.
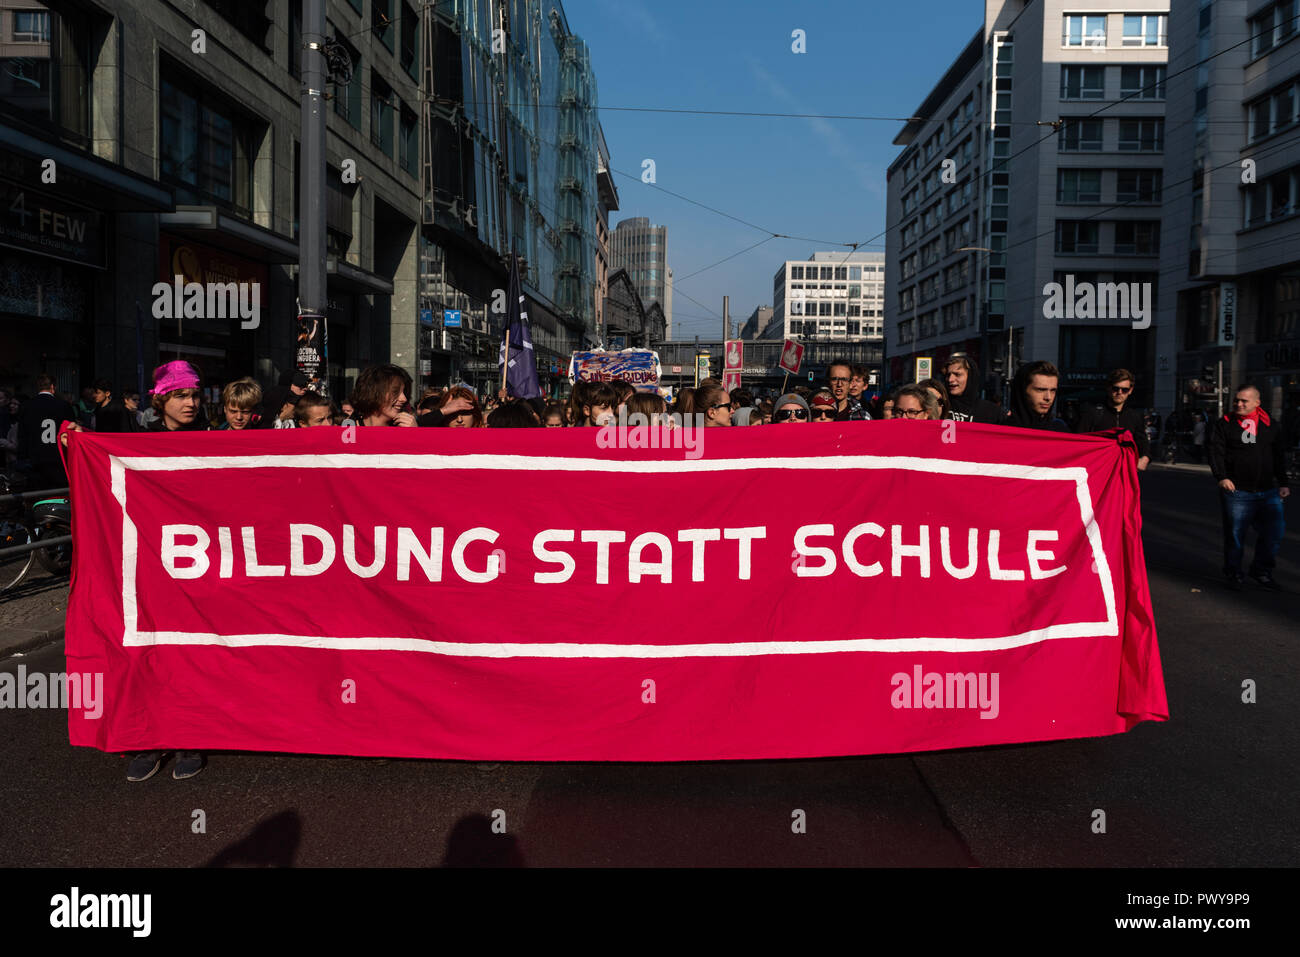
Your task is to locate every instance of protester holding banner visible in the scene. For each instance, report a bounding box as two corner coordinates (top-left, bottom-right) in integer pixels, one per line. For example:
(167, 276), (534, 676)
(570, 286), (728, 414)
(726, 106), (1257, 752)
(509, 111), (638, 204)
(292, 392), (335, 428)
(344, 364), (417, 428)
(145, 362), (208, 433)
(1006, 362), (1070, 432)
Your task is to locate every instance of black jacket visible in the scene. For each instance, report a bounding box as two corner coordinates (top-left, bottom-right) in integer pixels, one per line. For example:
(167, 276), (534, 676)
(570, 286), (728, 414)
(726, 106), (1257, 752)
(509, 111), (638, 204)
(1005, 367), (1070, 432)
(1208, 415), (1289, 492)
(946, 390), (1003, 425)
(17, 392), (78, 468)
(92, 397), (136, 433)
(1076, 403), (1150, 459)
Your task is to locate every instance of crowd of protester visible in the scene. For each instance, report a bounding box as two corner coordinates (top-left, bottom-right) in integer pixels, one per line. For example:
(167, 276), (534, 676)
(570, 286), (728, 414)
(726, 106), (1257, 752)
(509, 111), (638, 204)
(1, 350), (1293, 785)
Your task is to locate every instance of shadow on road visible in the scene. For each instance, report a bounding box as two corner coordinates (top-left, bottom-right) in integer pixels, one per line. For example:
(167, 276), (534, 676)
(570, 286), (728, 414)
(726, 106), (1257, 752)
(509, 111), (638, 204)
(442, 814), (526, 867)
(203, 809), (302, 868)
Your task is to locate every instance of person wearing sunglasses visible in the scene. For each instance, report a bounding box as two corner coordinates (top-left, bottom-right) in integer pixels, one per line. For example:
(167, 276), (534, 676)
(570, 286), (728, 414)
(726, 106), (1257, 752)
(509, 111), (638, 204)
(772, 393), (810, 424)
(1075, 368), (1150, 470)
(698, 384), (732, 427)
(810, 391), (837, 422)
(892, 385), (942, 420)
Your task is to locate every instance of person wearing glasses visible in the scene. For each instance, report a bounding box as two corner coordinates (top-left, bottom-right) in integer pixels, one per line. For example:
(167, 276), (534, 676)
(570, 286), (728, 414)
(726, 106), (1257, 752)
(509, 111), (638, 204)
(698, 384), (732, 427)
(827, 359), (870, 421)
(1076, 368), (1150, 470)
(1209, 385), (1290, 591)
(772, 393), (810, 424)
(892, 385), (942, 420)
(810, 392), (837, 422)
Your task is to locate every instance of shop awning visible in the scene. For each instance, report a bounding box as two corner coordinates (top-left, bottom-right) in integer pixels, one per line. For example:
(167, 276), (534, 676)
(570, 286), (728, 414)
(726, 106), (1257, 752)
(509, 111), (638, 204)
(159, 206), (299, 263)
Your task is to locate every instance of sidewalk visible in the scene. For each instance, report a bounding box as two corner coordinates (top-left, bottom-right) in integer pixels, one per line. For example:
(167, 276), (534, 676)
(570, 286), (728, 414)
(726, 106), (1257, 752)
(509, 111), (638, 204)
(0, 569), (69, 657)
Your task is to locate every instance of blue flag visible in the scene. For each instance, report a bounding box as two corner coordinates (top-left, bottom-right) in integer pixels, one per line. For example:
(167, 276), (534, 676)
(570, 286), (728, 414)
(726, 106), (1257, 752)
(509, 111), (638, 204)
(498, 255), (542, 399)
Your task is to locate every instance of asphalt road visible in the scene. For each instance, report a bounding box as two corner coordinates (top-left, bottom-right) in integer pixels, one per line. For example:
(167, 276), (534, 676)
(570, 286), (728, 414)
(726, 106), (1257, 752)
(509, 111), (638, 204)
(1, 464), (1296, 867)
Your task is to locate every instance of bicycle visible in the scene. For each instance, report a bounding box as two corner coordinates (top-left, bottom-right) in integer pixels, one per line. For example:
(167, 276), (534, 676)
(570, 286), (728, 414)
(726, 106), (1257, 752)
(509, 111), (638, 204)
(0, 471), (36, 594)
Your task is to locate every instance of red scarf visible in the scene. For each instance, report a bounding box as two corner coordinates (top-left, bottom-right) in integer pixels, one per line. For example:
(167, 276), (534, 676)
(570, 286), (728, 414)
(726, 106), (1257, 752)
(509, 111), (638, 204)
(1226, 407), (1269, 430)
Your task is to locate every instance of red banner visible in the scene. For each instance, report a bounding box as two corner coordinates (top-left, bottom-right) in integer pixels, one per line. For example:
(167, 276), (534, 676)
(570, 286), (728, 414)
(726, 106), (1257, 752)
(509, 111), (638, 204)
(62, 423), (1166, 760)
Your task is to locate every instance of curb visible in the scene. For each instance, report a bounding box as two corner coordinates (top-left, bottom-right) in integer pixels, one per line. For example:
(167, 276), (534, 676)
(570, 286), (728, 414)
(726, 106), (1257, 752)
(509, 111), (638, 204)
(0, 611), (67, 659)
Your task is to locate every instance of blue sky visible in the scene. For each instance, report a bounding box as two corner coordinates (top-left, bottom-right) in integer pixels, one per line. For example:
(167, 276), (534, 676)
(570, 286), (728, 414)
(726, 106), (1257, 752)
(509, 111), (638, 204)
(564, 0), (982, 338)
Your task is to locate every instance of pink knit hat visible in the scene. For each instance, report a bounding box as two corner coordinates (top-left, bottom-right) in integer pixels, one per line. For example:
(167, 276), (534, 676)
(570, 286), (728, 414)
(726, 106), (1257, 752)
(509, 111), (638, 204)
(150, 360), (200, 395)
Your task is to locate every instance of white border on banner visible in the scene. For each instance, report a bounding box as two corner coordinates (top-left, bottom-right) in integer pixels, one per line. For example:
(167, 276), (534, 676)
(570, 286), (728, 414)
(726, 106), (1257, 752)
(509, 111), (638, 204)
(108, 454), (1120, 658)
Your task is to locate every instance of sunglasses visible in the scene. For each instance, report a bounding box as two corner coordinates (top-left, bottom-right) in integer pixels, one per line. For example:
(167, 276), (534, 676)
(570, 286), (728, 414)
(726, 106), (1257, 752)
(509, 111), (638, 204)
(1110, 386), (1132, 394)
(773, 409), (808, 421)
(710, 403), (731, 412)
(810, 409), (835, 419)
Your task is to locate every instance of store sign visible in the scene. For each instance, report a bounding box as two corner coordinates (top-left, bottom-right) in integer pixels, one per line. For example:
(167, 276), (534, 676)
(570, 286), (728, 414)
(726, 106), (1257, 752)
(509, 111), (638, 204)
(0, 179), (106, 268)
(1217, 282), (1236, 347)
(443, 309), (462, 328)
(159, 234), (269, 306)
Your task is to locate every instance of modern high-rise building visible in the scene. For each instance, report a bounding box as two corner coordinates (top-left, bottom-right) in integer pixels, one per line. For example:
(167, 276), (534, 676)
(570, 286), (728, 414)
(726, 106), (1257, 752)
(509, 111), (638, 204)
(420, 0), (605, 392)
(770, 251), (886, 342)
(886, 1), (1169, 407)
(610, 216), (671, 332)
(1157, 0), (1300, 421)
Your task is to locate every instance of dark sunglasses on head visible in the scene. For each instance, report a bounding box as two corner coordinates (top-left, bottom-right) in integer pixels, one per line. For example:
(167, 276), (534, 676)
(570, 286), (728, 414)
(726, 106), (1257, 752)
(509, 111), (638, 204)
(773, 409), (808, 422)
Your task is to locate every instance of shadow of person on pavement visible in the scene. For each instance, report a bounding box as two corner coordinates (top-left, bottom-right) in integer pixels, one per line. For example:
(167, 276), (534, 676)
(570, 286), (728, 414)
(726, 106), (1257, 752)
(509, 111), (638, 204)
(442, 813), (525, 867)
(202, 809), (302, 867)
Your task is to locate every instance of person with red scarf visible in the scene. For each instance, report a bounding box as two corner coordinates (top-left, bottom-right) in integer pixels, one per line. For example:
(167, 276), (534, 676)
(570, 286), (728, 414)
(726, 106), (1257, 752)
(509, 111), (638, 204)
(1208, 385), (1290, 590)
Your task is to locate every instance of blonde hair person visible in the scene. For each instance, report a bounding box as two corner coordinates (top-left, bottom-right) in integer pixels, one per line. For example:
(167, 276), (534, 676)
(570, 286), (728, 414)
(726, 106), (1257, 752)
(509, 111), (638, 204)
(893, 385), (942, 420)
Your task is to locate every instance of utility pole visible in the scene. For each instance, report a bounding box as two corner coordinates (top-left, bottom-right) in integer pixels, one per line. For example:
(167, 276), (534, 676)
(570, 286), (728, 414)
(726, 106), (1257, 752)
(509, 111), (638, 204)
(722, 295), (730, 342)
(298, 0), (328, 394)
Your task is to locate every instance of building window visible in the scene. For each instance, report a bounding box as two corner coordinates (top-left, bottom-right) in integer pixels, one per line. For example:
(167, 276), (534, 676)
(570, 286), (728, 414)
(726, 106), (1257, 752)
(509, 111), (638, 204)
(371, 71), (394, 155)
(160, 65), (259, 216)
(399, 104), (418, 174)
(1121, 65), (1166, 99)
(1118, 118), (1163, 152)
(791, 265), (803, 279)
(1114, 221), (1160, 255)
(12, 9), (50, 42)
(372, 0), (395, 52)
(1117, 169), (1162, 203)
(1266, 169), (1296, 219)
(1056, 220), (1100, 254)
(1064, 14), (1107, 47)
(1058, 169), (1102, 203)
(400, 2), (419, 81)
(333, 36), (362, 129)
(1061, 65), (1105, 100)
(1122, 14), (1167, 47)
(1059, 117), (1104, 151)
(0, 6), (92, 142)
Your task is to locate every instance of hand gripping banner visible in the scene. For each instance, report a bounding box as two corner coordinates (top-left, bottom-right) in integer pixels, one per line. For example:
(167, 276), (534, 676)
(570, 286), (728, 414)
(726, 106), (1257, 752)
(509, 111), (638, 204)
(62, 423), (1166, 760)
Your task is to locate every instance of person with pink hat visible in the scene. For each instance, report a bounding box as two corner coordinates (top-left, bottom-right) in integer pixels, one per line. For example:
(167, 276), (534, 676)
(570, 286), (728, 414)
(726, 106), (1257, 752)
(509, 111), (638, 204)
(146, 360), (208, 434)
